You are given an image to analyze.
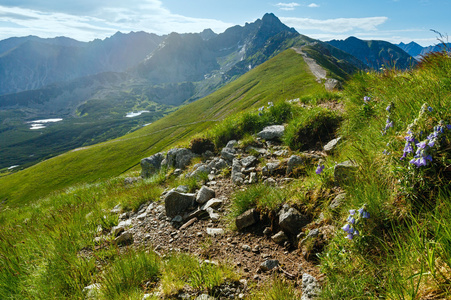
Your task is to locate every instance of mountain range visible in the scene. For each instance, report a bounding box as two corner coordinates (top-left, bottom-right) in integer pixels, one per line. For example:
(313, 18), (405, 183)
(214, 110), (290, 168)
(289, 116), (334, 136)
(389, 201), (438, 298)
(1, 13), (443, 171)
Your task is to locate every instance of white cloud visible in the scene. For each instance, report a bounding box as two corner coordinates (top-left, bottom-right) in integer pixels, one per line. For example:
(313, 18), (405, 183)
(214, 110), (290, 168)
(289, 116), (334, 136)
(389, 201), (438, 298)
(308, 3), (320, 8)
(275, 2), (300, 11)
(0, 1), (234, 41)
(281, 16), (388, 33)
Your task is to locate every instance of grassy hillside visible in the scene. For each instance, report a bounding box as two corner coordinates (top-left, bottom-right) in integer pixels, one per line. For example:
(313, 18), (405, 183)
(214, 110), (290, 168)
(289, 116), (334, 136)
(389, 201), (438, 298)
(0, 49), (325, 207)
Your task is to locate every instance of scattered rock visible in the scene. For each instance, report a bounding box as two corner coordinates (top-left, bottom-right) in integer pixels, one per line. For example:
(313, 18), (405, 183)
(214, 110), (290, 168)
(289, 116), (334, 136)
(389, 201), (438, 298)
(196, 294), (216, 300)
(257, 125), (285, 140)
(249, 172), (258, 184)
(286, 155), (304, 175)
(225, 140), (238, 149)
(141, 152), (165, 178)
(235, 208), (259, 230)
(279, 206), (309, 235)
(111, 225), (125, 237)
(175, 185), (189, 193)
(301, 273), (321, 300)
(241, 155), (257, 168)
(325, 78), (340, 91)
(196, 186), (216, 204)
(274, 149), (289, 157)
(201, 198), (223, 211)
(115, 231), (133, 245)
(83, 283), (101, 299)
(205, 207), (220, 220)
(259, 259), (279, 272)
(206, 228), (225, 236)
(334, 160), (358, 185)
(110, 204), (122, 214)
(242, 244), (251, 251)
(172, 215), (183, 223)
(124, 177), (142, 185)
(329, 193), (346, 210)
(221, 147), (236, 163)
(136, 212), (147, 221)
(271, 231), (288, 244)
(323, 137), (341, 154)
(164, 190), (196, 218)
(263, 177), (277, 186)
(232, 158), (244, 185)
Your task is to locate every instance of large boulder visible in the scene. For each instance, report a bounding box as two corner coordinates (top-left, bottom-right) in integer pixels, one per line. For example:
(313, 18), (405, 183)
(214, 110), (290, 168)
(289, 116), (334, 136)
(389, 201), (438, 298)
(162, 148), (195, 169)
(279, 206), (309, 235)
(241, 155), (257, 168)
(257, 125), (285, 140)
(141, 152), (164, 178)
(221, 147), (236, 163)
(164, 190), (196, 217)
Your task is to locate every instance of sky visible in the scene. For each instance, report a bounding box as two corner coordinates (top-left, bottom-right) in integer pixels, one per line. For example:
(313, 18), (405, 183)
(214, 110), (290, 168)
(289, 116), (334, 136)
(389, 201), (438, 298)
(0, 0), (449, 46)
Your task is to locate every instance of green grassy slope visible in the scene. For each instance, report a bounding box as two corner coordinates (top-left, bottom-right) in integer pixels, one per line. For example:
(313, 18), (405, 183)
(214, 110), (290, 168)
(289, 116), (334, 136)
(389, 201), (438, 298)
(0, 49), (325, 207)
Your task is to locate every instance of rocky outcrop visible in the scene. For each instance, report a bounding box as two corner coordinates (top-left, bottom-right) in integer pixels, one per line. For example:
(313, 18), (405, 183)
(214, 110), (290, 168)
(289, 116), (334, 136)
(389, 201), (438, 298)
(141, 152), (165, 178)
(162, 148), (195, 169)
(301, 273), (321, 300)
(334, 160), (358, 185)
(257, 125), (285, 140)
(286, 155), (303, 175)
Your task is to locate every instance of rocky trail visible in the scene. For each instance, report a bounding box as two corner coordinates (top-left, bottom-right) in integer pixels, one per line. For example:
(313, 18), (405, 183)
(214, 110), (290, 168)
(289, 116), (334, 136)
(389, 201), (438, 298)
(91, 123), (349, 299)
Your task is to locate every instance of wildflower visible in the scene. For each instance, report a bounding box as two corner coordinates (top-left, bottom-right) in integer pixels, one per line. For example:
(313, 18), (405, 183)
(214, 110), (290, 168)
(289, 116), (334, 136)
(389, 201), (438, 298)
(267, 101), (274, 108)
(315, 164), (325, 175)
(427, 106), (433, 112)
(363, 96), (371, 103)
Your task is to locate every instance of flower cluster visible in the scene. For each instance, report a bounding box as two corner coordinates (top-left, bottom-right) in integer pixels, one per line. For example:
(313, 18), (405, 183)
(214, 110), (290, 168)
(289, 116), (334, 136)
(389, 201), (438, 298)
(382, 102), (394, 135)
(315, 163), (325, 175)
(257, 102), (274, 116)
(342, 204), (370, 240)
(400, 119), (450, 168)
(363, 96), (371, 103)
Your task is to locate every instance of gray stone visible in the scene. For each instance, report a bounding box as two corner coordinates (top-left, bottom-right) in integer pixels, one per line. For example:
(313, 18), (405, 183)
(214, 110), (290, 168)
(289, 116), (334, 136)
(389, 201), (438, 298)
(274, 149), (289, 157)
(206, 228), (224, 236)
(191, 164), (212, 178)
(221, 147), (236, 162)
(257, 125), (285, 140)
(83, 283), (101, 299)
(111, 225), (125, 237)
(263, 178), (277, 186)
(141, 152), (164, 178)
(271, 231), (288, 244)
(175, 185), (189, 193)
(196, 294), (216, 300)
(110, 204), (122, 214)
(235, 208), (259, 230)
(249, 172), (257, 184)
(226, 140), (238, 149)
(287, 155), (304, 175)
(334, 160), (358, 185)
(115, 231), (133, 245)
(213, 158), (228, 170)
(163, 148), (195, 169)
(232, 158), (244, 185)
(329, 193), (346, 210)
(262, 162), (281, 176)
(259, 259), (279, 272)
(241, 155), (257, 168)
(184, 208), (209, 221)
(164, 190), (196, 218)
(325, 78), (340, 91)
(279, 207), (309, 235)
(196, 186), (216, 204)
(301, 273), (321, 300)
(117, 219), (132, 228)
(205, 207), (220, 220)
(136, 212), (147, 221)
(201, 198), (223, 211)
(124, 177), (142, 185)
(323, 137), (341, 154)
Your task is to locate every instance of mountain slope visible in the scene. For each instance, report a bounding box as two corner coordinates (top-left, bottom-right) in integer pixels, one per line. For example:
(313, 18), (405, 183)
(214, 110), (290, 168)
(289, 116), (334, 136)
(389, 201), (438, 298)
(327, 36), (416, 69)
(0, 48), (326, 206)
(397, 41), (451, 59)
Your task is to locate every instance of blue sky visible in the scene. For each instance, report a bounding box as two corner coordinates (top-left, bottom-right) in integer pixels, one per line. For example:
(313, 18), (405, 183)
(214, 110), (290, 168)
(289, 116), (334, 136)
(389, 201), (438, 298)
(0, 0), (449, 46)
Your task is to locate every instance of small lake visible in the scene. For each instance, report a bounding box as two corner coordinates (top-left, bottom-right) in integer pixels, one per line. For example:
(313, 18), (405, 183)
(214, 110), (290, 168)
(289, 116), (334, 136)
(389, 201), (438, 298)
(125, 111), (149, 118)
(28, 118), (63, 130)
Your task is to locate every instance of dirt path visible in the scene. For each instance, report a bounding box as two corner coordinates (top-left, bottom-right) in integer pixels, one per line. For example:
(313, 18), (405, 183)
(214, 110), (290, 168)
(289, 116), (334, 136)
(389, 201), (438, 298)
(293, 47), (327, 83)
